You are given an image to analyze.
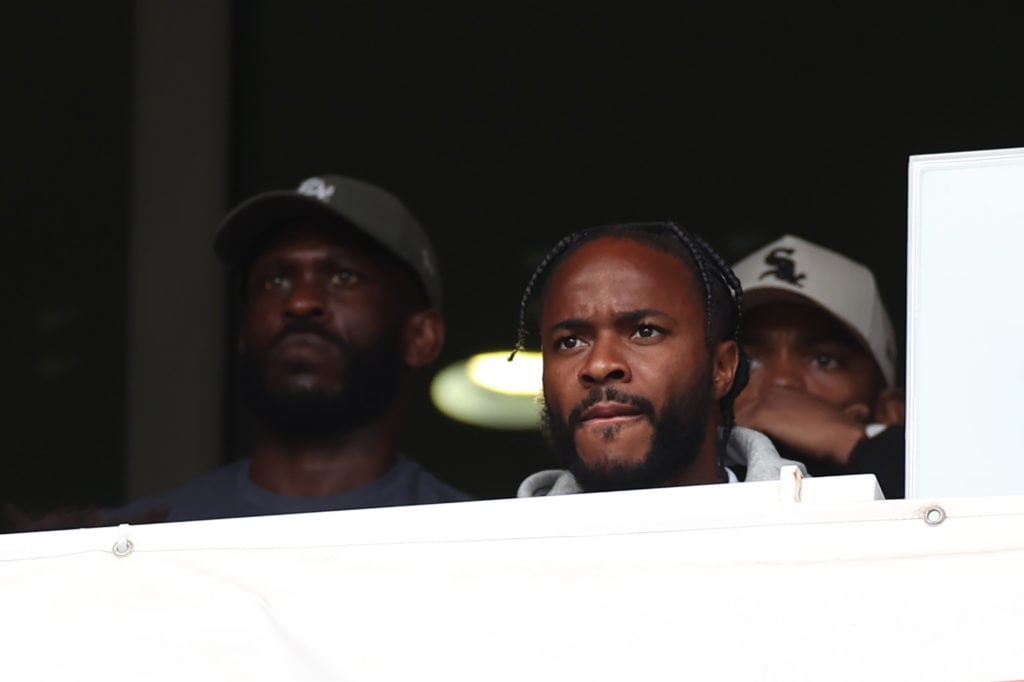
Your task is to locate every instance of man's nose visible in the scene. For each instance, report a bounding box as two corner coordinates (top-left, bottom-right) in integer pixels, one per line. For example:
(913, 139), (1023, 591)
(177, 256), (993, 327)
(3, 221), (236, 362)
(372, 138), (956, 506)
(284, 277), (326, 319)
(579, 337), (631, 386)
(763, 355), (805, 391)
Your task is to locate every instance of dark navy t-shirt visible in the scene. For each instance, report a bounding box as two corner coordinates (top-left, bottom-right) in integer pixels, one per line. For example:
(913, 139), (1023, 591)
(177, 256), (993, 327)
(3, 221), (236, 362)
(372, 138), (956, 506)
(109, 456), (469, 524)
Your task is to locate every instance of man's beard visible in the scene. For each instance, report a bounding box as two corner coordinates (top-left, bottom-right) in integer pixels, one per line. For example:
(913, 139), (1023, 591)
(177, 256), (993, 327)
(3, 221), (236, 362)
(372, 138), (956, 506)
(542, 369), (714, 492)
(238, 321), (406, 439)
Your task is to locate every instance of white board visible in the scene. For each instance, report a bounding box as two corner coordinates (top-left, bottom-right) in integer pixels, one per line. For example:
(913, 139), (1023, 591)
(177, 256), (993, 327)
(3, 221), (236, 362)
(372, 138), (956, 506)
(1, 478), (1023, 681)
(907, 147), (1024, 498)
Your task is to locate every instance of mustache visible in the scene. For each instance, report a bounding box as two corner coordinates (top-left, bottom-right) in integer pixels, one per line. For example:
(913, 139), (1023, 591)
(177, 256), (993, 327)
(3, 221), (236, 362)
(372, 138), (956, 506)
(268, 318), (349, 353)
(566, 386), (655, 429)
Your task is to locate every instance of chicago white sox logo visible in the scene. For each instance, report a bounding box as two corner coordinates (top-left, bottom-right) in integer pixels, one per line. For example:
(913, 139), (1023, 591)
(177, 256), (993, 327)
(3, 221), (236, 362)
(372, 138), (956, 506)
(760, 247), (806, 287)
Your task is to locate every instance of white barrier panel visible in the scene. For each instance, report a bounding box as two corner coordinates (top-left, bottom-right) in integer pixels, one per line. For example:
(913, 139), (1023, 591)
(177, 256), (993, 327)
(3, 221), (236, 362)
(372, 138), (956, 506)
(907, 147), (1024, 498)
(1, 478), (1022, 681)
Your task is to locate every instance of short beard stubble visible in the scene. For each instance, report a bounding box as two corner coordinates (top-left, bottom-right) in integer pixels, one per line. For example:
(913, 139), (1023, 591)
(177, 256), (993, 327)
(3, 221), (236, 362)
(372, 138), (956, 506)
(238, 321), (406, 439)
(542, 366), (715, 492)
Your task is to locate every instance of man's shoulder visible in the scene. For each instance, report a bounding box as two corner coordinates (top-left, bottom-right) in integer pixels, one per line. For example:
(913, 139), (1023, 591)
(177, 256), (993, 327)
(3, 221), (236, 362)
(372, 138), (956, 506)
(726, 426), (808, 482)
(160, 460), (248, 505)
(104, 460), (248, 524)
(388, 457), (471, 504)
(108, 458), (469, 523)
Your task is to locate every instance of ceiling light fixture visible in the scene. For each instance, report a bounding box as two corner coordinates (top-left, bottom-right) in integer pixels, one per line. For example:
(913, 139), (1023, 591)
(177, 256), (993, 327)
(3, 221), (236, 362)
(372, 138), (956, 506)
(430, 351), (543, 430)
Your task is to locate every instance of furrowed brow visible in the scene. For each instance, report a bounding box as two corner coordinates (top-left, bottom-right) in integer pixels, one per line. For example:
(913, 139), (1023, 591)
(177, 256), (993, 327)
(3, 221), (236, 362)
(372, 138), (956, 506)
(546, 317), (591, 336)
(614, 308), (675, 325)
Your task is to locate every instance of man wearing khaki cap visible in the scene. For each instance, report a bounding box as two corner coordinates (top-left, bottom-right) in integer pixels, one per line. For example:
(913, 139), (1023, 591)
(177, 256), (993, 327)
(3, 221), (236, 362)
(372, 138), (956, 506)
(731, 235), (905, 498)
(116, 175), (468, 522)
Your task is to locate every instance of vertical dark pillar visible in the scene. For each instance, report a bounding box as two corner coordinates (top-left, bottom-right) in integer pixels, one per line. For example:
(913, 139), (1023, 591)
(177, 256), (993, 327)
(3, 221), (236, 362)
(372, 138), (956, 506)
(125, 1), (231, 499)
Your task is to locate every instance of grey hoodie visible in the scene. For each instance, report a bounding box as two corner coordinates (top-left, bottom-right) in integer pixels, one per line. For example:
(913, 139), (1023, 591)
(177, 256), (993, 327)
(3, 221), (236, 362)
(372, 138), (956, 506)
(517, 426), (806, 497)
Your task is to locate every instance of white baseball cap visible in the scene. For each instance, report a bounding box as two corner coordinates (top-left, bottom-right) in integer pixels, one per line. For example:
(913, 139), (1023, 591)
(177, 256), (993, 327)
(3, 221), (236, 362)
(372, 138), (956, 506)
(731, 235), (897, 386)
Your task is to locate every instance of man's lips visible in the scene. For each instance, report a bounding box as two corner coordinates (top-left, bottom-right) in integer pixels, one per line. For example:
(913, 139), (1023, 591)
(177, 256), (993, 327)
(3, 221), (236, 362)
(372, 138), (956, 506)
(272, 331), (339, 359)
(578, 401), (643, 424)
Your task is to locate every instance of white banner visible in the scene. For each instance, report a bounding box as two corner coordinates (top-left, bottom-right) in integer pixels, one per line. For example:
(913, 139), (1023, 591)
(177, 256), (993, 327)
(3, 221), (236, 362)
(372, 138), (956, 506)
(1, 476), (1022, 681)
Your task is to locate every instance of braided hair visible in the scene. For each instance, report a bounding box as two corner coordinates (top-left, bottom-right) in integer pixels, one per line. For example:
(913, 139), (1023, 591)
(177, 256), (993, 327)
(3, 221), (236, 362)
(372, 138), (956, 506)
(510, 221), (749, 448)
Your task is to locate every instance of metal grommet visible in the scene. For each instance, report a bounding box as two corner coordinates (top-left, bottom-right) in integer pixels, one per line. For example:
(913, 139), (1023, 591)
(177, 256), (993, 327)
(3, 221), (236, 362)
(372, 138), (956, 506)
(112, 539), (135, 557)
(923, 505), (946, 526)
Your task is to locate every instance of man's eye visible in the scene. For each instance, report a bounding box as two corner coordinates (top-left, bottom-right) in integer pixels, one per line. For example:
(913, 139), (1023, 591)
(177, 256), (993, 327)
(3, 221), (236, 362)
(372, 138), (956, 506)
(632, 324), (663, 340)
(555, 335), (582, 351)
(813, 353), (840, 370)
(330, 270), (356, 286)
(263, 275), (287, 290)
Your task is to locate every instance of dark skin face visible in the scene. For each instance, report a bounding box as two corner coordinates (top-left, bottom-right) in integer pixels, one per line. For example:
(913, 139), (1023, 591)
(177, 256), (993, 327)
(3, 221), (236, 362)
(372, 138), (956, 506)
(237, 220), (445, 496)
(735, 302), (903, 467)
(540, 238), (739, 488)
(241, 223), (411, 399)
(740, 303), (884, 411)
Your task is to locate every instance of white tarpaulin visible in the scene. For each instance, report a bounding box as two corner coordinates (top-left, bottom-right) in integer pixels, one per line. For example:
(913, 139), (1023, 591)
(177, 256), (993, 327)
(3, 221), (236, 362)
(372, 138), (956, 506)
(1, 475), (1022, 681)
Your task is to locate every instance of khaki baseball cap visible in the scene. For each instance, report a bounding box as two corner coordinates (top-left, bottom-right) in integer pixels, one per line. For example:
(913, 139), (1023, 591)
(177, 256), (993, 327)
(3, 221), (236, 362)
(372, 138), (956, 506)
(731, 234), (897, 386)
(214, 175), (442, 307)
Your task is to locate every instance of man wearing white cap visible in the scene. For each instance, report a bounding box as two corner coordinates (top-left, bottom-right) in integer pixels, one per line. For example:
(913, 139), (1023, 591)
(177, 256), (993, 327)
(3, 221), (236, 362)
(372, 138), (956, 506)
(731, 235), (905, 498)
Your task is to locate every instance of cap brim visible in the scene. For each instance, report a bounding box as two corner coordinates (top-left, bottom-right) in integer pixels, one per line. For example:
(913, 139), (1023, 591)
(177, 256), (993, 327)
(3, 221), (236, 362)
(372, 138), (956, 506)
(742, 286), (821, 311)
(742, 285), (884, 379)
(213, 192), (356, 266)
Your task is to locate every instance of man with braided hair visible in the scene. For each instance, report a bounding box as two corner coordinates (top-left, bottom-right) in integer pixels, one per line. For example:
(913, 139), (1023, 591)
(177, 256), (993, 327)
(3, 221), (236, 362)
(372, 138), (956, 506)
(514, 222), (805, 497)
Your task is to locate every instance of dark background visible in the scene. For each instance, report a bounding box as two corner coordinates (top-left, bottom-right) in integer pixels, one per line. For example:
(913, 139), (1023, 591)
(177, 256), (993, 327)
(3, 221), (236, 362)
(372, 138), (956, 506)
(4, 3), (1021, 516)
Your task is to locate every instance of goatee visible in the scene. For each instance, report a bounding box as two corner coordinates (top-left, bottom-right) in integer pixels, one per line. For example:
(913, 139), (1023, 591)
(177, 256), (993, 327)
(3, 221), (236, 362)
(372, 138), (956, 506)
(238, 321), (405, 438)
(542, 369), (714, 492)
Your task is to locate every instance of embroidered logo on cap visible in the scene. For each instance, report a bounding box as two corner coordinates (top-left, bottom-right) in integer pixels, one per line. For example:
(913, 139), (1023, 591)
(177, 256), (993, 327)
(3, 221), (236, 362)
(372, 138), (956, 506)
(760, 247), (806, 287)
(296, 177), (335, 202)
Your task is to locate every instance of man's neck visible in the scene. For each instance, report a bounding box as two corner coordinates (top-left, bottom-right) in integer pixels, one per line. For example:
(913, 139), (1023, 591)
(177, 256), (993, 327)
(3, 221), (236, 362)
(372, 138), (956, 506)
(247, 411), (402, 497)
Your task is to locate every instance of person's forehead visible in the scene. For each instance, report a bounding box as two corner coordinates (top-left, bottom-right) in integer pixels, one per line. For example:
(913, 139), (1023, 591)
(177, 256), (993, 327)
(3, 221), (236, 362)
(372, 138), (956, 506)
(541, 237), (701, 316)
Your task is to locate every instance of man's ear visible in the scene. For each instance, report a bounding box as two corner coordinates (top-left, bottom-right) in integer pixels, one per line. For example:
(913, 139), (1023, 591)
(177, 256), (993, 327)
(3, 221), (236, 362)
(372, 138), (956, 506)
(873, 387), (906, 426)
(711, 340), (740, 401)
(403, 309), (446, 368)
